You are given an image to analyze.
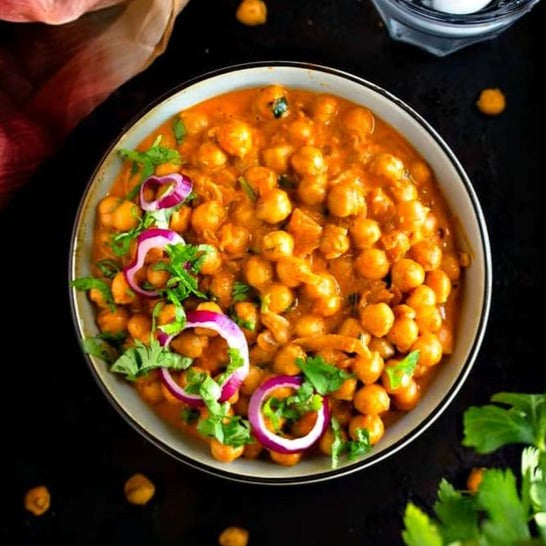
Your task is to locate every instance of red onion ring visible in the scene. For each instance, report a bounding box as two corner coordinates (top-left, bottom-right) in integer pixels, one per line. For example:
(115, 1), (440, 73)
(159, 311), (250, 406)
(248, 375), (330, 454)
(123, 228), (184, 297)
(140, 173), (192, 211)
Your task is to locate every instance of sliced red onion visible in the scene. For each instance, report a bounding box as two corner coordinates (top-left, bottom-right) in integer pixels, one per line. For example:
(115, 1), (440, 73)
(123, 228), (184, 297)
(140, 173), (192, 211)
(159, 311), (250, 406)
(248, 375), (330, 454)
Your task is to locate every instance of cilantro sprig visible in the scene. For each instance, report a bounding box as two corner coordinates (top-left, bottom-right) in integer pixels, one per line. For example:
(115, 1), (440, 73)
(172, 117), (186, 145)
(71, 277), (115, 312)
(401, 392), (546, 546)
(272, 96), (289, 118)
(330, 417), (371, 469)
(296, 355), (353, 395)
(232, 281), (255, 303)
(385, 350), (420, 390)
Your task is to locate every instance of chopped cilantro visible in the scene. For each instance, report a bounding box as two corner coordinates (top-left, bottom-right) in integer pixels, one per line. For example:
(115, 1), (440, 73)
(385, 350), (420, 390)
(181, 407), (200, 425)
(82, 337), (118, 365)
(95, 259), (121, 279)
(232, 281), (253, 302)
(71, 277), (115, 312)
(329, 417), (371, 469)
(296, 355), (353, 395)
(110, 212), (155, 257)
(272, 96), (289, 119)
(172, 117), (186, 145)
(238, 176), (257, 201)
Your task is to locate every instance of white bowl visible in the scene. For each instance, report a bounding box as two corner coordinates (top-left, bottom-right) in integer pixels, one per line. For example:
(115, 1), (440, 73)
(70, 62), (492, 485)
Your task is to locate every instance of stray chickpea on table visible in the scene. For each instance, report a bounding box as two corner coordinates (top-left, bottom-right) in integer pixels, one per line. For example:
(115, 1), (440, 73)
(124, 473), (155, 505)
(236, 0), (267, 26)
(219, 526), (249, 546)
(476, 88), (506, 116)
(24, 485), (50, 516)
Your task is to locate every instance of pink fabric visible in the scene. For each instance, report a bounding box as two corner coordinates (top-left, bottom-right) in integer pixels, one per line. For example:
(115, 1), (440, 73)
(0, 0), (189, 208)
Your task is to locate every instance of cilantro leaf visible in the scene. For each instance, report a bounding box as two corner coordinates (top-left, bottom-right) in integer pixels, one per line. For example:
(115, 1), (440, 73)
(477, 468), (530, 544)
(157, 288), (187, 336)
(198, 413), (252, 447)
(82, 337), (118, 365)
(110, 339), (192, 381)
(232, 281), (254, 303)
(433, 479), (479, 543)
(238, 176), (257, 200)
(71, 277), (115, 312)
(296, 355), (353, 395)
(172, 117), (186, 145)
(329, 418), (371, 468)
(463, 392), (546, 453)
(181, 407), (200, 425)
(95, 259), (121, 279)
(272, 96), (289, 118)
(347, 428), (371, 460)
(330, 417), (345, 469)
(521, 447), (546, 540)
(385, 350), (420, 390)
(110, 212), (155, 257)
(402, 503), (443, 546)
(216, 348), (244, 386)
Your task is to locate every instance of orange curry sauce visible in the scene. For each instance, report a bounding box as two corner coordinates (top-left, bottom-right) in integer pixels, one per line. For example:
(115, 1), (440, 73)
(90, 86), (465, 466)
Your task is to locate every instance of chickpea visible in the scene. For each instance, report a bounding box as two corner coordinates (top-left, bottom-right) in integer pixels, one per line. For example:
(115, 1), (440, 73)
(319, 427), (346, 455)
(124, 473), (155, 505)
(146, 259), (170, 289)
(217, 120), (253, 158)
(128, 314), (152, 343)
(406, 285), (437, 308)
(411, 333), (443, 367)
(341, 107), (375, 139)
(262, 283), (294, 313)
(353, 351), (384, 384)
(262, 230), (294, 261)
(354, 384), (390, 415)
(240, 365), (264, 396)
(244, 255), (273, 289)
(191, 201), (226, 233)
(236, 0), (267, 26)
(303, 273), (339, 300)
(234, 302), (259, 332)
(171, 331), (209, 358)
(291, 146), (326, 176)
(387, 316), (418, 352)
(243, 440), (263, 459)
(287, 118), (315, 146)
(210, 439), (244, 462)
(393, 304), (416, 319)
(295, 314), (327, 337)
(276, 257), (313, 288)
(112, 200), (141, 232)
(311, 95), (338, 123)
(392, 379), (420, 411)
(411, 239), (442, 271)
(273, 344), (306, 375)
(244, 166), (277, 196)
(437, 324), (454, 354)
(24, 486), (50, 516)
(97, 307), (129, 334)
(333, 377), (357, 401)
(354, 248), (390, 280)
(270, 450), (302, 466)
(262, 144), (293, 172)
(314, 295), (343, 317)
(397, 200), (429, 231)
(349, 414), (384, 445)
(410, 160), (432, 186)
(426, 269), (452, 303)
(327, 182), (366, 218)
(391, 180), (418, 203)
(157, 303), (176, 326)
(467, 467), (486, 493)
(109, 272), (133, 305)
(360, 302), (394, 338)
(391, 259), (425, 292)
(298, 174), (328, 205)
(368, 188), (395, 221)
(381, 230), (411, 263)
(218, 223), (251, 255)
(219, 526), (249, 546)
(292, 412), (318, 437)
(199, 245), (222, 275)
(369, 337), (395, 360)
(196, 141), (227, 168)
(254, 85), (289, 120)
(169, 205), (192, 233)
(350, 216), (381, 249)
(369, 153), (405, 182)
(441, 252), (461, 282)
(476, 88), (506, 116)
(136, 374), (164, 404)
(421, 212), (439, 238)
(89, 287), (110, 308)
(415, 305), (442, 333)
(97, 195), (122, 227)
(180, 110), (208, 135)
(337, 317), (363, 338)
(256, 189), (292, 224)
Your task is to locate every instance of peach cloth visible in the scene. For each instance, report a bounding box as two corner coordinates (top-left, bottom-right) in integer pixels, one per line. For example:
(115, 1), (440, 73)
(0, 0), (190, 207)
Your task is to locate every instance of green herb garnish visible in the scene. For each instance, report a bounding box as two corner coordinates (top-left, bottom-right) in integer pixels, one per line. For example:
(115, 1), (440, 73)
(232, 281), (253, 303)
(330, 417), (371, 469)
(296, 355), (353, 395)
(71, 277), (115, 312)
(238, 176), (257, 201)
(272, 96), (289, 119)
(385, 350), (420, 390)
(95, 259), (121, 279)
(181, 407), (200, 425)
(110, 212), (155, 257)
(172, 117), (186, 145)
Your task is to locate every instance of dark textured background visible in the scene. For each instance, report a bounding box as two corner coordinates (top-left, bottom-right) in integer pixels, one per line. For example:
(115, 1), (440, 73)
(1, 0), (543, 544)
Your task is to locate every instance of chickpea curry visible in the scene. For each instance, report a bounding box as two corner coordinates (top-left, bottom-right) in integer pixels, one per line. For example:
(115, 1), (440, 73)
(73, 85), (467, 468)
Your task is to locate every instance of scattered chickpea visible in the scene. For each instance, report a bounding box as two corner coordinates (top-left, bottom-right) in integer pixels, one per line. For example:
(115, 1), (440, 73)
(219, 526), (250, 546)
(360, 302), (394, 338)
(467, 467), (486, 493)
(124, 473), (155, 505)
(256, 189), (292, 224)
(476, 88), (506, 116)
(24, 486), (50, 516)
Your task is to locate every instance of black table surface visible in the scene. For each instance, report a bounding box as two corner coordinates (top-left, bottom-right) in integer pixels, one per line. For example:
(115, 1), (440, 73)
(1, 1), (543, 544)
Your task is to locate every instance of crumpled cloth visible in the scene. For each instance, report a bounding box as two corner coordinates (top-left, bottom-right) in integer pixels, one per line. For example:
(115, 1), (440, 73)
(0, 0), (190, 207)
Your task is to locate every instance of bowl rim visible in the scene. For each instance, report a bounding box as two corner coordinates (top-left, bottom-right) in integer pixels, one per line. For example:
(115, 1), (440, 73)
(69, 60), (492, 485)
